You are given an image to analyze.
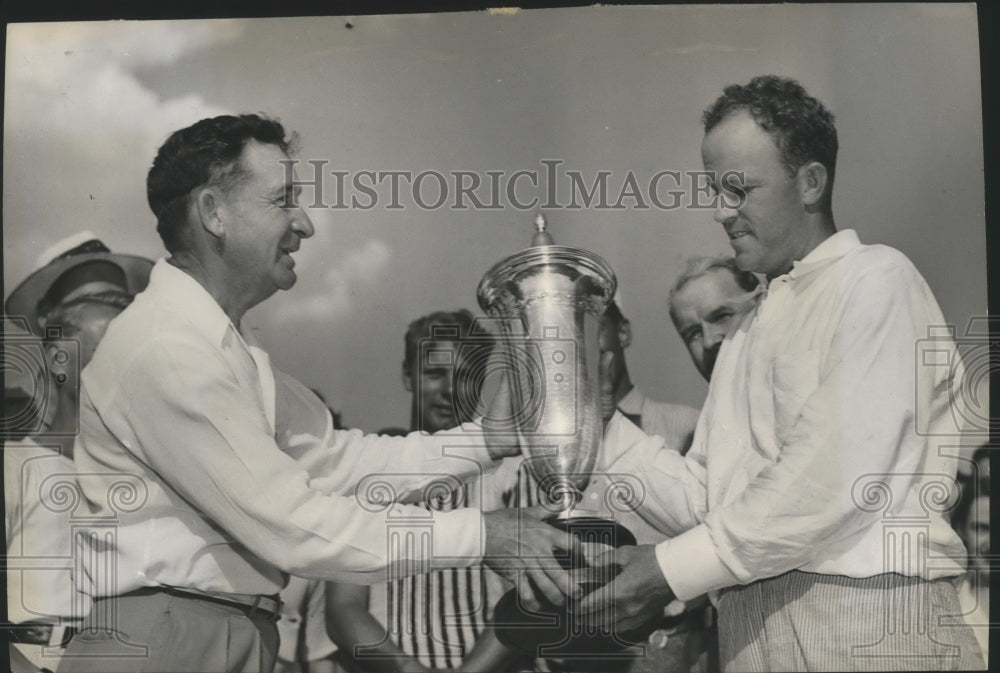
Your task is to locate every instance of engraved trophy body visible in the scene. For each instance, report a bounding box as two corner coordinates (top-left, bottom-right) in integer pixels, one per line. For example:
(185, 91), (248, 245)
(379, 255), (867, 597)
(478, 216), (642, 660)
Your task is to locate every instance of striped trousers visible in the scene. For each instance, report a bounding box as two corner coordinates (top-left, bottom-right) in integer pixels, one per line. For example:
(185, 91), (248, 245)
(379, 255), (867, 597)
(717, 571), (984, 671)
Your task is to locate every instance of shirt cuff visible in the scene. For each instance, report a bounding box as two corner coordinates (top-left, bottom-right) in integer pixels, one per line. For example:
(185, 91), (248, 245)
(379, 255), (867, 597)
(654, 524), (739, 601)
(428, 508), (486, 568)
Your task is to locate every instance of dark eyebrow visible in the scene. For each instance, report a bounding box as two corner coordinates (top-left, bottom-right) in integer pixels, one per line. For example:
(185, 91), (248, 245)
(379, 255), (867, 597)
(266, 183), (301, 204)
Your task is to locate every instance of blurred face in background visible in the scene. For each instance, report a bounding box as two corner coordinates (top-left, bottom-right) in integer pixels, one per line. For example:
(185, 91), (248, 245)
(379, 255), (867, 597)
(963, 494), (990, 574)
(671, 267), (755, 381)
(405, 340), (460, 433)
(598, 309), (631, 393)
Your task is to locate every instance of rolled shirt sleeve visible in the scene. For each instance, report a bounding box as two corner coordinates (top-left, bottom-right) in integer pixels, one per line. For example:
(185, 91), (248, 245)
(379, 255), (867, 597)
(598, 412), (708, 540)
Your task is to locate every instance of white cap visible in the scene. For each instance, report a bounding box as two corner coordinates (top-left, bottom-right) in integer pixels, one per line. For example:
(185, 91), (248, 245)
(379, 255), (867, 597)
(33, 231), (100, 271)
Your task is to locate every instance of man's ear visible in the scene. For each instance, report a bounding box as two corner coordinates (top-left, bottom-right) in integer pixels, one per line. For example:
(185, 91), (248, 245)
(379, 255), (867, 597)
(797, 161), (828, 208)
(193, 186), (226, 239)
(618, 319), (633, 349)
(401, 361), (414, 392)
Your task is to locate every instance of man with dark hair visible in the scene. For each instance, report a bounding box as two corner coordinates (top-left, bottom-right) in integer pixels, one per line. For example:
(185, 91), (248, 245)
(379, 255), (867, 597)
(146, 114), (296, 255)
(579, 76), (983, 670)
(401, 309), (480, 433)
(60, 114), (579, 673)
(668, 256), (760, 380)
(701, 73), (838, 213)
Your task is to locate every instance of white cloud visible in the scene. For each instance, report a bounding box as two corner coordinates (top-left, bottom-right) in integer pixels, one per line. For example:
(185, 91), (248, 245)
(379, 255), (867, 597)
(3, 20), (247, 287)
(5, 20), (243, 167)
(267, 238), (393, 324)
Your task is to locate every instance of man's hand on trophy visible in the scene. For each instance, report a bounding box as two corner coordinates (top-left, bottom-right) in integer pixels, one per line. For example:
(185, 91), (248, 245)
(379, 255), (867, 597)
(482, 507), (584, 610)
(574, 544), (675, 633)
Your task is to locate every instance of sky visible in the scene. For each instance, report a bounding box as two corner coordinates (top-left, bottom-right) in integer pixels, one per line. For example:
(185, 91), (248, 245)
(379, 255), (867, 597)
(3, 4), (987, 433)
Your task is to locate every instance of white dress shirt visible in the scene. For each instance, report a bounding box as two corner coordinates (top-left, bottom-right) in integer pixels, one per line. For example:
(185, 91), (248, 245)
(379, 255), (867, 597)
(72, 259), (499, 598)
(600, 230), (969, 601)
(615, 387), (700, 457)
(5, 438), (90, 624)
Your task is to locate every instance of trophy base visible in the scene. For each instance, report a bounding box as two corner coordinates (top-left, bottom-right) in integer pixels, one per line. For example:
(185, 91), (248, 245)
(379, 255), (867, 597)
(493, 513), (656, 660)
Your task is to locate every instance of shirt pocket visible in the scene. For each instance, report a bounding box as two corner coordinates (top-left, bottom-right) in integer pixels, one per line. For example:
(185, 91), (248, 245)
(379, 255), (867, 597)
(771, 348), (822, 445)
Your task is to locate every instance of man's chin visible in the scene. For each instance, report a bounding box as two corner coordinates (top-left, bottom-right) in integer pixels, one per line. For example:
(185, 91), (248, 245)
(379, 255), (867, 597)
(427, 411), (458, 432)
(732, 248), (759, 273)
(275, 272), (298, 291)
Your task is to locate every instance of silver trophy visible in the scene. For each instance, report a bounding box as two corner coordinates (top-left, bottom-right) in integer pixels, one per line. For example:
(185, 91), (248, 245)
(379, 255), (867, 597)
(479, 216), (643, 659)
(477, 214), (616, 515)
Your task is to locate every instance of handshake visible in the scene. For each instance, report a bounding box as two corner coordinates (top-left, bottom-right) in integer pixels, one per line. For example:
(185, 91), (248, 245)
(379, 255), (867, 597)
(470, 347), (674, 651)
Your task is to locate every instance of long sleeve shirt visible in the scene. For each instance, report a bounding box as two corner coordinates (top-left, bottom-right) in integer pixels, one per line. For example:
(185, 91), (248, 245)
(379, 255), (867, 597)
(615, 387), (700, 457)
(5, 438), (91, 624)
(72, 259), (498, 598)
(599, 230), (969, 601)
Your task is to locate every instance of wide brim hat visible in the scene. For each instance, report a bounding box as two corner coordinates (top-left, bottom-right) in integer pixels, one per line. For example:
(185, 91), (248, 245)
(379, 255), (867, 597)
(5, 231), (154, 336)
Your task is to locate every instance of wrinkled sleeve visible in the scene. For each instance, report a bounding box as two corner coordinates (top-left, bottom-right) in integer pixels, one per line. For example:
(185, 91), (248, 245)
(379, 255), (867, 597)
(272, 368), (499, 502)
(108, 338), (491, 584)
(657, 264), (933, 600)
(598, 411), (708, 539)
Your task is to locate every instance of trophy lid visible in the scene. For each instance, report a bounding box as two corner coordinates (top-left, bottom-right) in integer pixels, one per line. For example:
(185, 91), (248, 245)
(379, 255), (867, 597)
(477, 215), (617, 316)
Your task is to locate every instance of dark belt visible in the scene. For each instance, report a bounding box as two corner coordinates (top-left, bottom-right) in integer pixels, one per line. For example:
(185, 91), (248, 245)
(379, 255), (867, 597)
(113, 586), (283, 621)
(6, 621), (78, 647)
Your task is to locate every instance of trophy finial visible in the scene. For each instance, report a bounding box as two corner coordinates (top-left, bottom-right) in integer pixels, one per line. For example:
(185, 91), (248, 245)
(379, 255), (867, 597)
(530, 213), (555, 247)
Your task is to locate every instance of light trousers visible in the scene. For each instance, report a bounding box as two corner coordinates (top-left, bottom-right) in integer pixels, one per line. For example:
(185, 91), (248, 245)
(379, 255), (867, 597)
(57, 591), (279, 673)
(717, 571), (984, 671)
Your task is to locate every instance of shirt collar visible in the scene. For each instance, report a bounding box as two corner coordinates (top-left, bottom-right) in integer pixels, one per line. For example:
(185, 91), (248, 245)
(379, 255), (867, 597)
(146, 258), (235, 346)
(786, 229), (861, 281)
(617, 386), (645, 415)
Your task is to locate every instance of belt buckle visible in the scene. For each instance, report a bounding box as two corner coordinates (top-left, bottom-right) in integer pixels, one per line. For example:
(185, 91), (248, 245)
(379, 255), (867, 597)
(10, 622), (53, 646)
(246, 595), (264, 620)
(246, 594), (280, 621)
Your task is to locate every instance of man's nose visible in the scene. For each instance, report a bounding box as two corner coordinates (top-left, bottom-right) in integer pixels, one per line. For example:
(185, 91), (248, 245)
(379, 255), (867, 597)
(292, 207), (315, 239)
(713, 198), (738, 225)
(704, 322), (727, 349)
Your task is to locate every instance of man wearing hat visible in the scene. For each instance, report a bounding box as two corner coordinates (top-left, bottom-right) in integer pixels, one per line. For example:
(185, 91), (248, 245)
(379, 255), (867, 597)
(58, 114), (578, 673)
(4, 234), (152, 672)
(5, 231), (152, 338)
